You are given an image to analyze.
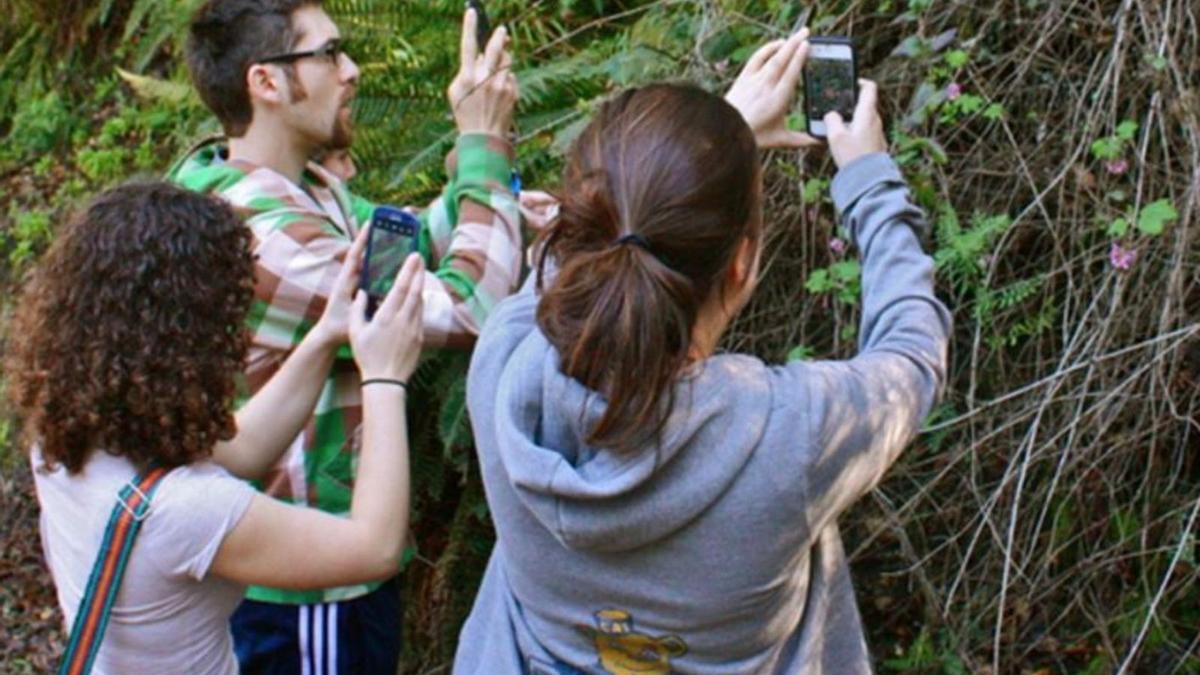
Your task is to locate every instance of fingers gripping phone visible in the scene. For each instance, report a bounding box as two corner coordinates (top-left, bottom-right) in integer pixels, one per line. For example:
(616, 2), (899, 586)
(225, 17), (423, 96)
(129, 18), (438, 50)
(467, 0), (492, 51)
(804, 37), (858, 138)
(360, 206), (420, 319)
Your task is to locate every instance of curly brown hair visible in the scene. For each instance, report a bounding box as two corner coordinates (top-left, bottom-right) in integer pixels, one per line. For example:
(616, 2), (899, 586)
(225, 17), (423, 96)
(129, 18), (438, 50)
(5, 182), (255, 474)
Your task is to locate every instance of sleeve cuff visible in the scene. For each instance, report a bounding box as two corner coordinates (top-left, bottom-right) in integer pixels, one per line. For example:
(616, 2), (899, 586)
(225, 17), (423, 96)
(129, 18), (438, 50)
(830, 152), (904, 216)
(447, 133), (515, 188)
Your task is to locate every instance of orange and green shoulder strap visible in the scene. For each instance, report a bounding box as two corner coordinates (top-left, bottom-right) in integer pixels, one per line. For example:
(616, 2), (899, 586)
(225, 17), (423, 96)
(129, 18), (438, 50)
(57, 466), (170, 675)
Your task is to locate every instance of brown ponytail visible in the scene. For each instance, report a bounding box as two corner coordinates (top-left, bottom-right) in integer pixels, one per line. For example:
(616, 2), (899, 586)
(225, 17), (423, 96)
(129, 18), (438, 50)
(536, 83), (761, 453)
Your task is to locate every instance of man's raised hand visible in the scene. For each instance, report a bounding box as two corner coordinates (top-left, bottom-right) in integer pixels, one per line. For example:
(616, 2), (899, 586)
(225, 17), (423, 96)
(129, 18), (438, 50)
(448, 7), (519, 138)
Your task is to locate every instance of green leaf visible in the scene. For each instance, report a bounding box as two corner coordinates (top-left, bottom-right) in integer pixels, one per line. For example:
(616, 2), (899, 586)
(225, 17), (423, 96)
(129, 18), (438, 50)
(775, 162), (800, 180)
(935, 204), (961, 239)
(1116, 119), (1139, 141)
(1136, 199), (1178, 236)
(830, 259), (862, 282)
(894, 133), (949, 165)
(804, 269), (832, 293)
(982, 103), (1005, 120)
(1090, 137), (1122, 161)
(1106, 217), (1129, 237)
(955, 93), (984, 114)
(802, 177), (829, 203)
(786, 345), (814, 362)
(944, 49), (969, 69)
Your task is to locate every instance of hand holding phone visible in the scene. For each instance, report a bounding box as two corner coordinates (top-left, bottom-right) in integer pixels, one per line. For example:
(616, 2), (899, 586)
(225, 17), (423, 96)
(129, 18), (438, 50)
(823, 79), (886, 169)
(803, 37), (858, 139)
(350, 253), (425, 383)
(360, 206), (421, 319)
(310, 226), (370, 347)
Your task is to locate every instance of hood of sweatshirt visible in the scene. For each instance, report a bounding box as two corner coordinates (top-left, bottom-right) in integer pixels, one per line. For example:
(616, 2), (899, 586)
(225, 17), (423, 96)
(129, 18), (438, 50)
(479, 286), (772, 553)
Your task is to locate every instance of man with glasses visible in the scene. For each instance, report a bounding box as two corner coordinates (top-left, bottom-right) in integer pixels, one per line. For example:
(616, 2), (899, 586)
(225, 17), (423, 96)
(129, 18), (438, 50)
(169, 1), (522, 672)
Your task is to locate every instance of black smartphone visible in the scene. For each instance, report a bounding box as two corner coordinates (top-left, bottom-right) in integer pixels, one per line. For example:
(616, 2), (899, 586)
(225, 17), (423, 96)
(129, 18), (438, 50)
(803, 37), (858, 139)
(467, 0), (492, 51)
(360, 206), (420, 319)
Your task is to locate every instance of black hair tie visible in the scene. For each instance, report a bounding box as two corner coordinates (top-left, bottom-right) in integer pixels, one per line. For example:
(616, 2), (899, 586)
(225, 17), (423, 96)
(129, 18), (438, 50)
(613, 232), (672, 269)
(614, 233), (652, 252)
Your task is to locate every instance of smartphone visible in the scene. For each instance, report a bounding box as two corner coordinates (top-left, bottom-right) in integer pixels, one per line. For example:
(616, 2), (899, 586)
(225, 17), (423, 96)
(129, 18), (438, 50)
(804, 37), (858, 139)
(360, 206), (420, 319)
(467, 0), (492, 51)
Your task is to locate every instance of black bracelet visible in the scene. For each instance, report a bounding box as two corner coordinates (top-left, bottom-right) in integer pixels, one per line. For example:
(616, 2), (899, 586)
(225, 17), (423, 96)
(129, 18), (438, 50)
(361, 378), (408, 391)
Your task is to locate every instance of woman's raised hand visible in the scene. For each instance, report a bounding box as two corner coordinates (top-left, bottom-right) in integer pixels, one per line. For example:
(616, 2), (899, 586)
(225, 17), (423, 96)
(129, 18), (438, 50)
(350, 253), (425, 382)
(724, 29), (819, 150)
(310, 226), (369, 348)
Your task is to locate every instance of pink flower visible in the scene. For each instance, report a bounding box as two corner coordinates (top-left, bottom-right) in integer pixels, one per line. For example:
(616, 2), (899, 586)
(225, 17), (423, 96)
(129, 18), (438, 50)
(828, 237), (847, 255)
(1109, 242), (1137, 270)
(945, 82), (963, 101)
(1105, 158), (1129, 175)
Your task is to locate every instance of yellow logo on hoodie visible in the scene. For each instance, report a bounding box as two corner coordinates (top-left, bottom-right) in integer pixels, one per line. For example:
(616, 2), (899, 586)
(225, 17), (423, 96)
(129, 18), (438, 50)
(577, 609), (688, 674)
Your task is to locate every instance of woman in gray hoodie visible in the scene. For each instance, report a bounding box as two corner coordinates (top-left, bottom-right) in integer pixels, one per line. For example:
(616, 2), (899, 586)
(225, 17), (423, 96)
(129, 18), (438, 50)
(455, 30), (952, 675)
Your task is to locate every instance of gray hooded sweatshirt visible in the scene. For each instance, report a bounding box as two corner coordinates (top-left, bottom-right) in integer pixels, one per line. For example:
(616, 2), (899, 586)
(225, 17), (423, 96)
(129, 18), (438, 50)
(454, 153), (952, 674)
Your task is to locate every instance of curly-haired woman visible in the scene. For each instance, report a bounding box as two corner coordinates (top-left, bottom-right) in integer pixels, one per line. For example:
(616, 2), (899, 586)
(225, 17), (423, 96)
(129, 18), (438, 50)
(7, 181), (424, 674)
(454, 31), (952, 673)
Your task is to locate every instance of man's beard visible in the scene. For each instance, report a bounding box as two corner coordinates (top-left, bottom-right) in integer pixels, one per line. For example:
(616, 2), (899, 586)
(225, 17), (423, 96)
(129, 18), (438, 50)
(287, 74), (354, 150)
(328, 110), (353, 150)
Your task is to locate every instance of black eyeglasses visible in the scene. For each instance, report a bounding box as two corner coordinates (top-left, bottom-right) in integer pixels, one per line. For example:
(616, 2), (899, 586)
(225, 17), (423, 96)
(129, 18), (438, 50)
(258, 39), (350, 66)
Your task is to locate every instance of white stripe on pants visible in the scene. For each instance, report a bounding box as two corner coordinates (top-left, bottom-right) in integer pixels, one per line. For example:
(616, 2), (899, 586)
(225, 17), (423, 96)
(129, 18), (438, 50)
(299, 606), (311, 675)
(327, 604), (338, 675)
(314, 605), (325, 675)
(298, 603), (339, 675)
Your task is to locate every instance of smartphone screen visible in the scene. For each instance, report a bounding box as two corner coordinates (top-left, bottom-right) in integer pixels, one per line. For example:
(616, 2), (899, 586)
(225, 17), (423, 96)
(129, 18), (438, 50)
(467, 0), (491, 51)
(804, 39), (857, 138)
(360, 206), (419, 318)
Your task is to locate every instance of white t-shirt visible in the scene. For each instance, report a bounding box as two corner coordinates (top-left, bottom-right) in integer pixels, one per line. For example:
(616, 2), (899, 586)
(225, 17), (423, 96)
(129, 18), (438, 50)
(32, 448), (256, 675)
